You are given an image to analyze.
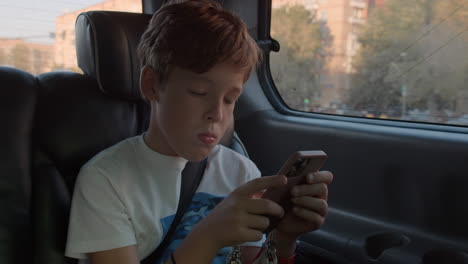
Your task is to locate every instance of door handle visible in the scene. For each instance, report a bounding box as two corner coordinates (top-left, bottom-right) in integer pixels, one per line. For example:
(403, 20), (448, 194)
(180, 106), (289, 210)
(365, 232), (411, 259)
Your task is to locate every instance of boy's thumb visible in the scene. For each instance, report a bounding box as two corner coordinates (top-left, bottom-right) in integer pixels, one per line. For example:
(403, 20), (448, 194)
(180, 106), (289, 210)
(235, 175), (287, 197)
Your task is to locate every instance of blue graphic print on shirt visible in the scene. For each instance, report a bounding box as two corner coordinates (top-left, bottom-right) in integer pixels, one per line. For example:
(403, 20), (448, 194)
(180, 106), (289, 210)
(156, 192), (230, 264)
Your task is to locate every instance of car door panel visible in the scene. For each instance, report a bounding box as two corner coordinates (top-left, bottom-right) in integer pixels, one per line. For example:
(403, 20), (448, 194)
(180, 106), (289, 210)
(235, 109), (468, 263)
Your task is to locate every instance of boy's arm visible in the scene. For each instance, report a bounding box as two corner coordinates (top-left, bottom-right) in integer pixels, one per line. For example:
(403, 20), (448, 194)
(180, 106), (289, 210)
(88, 245), (139, 264)
(241, 246), (262, 263)
(170, 176), (287, 264)
(171, 227), (220, 263)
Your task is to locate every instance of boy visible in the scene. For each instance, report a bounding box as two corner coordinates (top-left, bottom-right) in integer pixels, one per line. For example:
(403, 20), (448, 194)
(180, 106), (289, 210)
(65, 1), (333, 264)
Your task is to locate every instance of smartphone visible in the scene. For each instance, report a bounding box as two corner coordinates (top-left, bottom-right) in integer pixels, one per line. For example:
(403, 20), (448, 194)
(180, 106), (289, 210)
(261, 150), (327, 233)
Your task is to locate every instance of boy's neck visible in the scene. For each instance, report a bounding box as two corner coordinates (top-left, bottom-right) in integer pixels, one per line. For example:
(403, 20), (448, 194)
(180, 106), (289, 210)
(143, 128), (177, 157)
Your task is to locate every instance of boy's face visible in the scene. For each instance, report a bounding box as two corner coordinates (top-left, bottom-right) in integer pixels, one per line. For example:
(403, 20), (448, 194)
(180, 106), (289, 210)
(143, 62), (245, 161)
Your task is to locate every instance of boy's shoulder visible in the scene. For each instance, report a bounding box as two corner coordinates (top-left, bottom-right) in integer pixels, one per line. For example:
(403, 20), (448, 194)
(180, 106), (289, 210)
(211, 144), (250, 163)
(210, 144), (258, 173)
(82, 135), (140, 173)
(200, 145), (261, 193)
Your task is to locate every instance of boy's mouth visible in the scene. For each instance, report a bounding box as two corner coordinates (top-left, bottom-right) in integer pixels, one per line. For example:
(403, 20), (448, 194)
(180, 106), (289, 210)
(198, 133), (217, 145)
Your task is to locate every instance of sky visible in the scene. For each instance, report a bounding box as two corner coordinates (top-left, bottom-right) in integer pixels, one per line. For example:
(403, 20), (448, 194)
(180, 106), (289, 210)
(0, 0), (105, 44)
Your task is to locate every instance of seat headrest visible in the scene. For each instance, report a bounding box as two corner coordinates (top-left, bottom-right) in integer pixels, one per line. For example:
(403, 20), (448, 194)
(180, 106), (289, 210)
(75, 11), (152, 100)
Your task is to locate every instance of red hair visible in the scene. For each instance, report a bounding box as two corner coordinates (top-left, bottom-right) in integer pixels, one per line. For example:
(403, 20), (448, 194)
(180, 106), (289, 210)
(137, 0), (262, 81)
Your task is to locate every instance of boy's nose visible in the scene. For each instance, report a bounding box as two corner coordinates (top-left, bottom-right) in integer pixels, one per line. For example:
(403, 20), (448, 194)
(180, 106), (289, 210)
(205, 100), (223, 122)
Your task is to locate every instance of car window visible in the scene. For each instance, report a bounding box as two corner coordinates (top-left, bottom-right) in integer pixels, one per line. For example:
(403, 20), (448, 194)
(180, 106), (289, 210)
(0, 0), (142, 75)
(270, 0), (468, 127)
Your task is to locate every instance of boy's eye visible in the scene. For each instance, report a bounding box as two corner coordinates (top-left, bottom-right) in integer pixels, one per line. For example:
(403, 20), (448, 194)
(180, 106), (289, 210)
(190, 91), (207, 96)
(224, 97), (236, 105)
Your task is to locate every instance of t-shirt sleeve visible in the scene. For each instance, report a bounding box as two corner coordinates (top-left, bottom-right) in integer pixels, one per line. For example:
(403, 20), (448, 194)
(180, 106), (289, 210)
(234, 154), (262, 185)
(246, 161), (262, 181)
(65, 164), (137, 259)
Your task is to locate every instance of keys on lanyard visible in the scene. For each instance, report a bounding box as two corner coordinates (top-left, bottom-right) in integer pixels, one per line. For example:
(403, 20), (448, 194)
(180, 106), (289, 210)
(226, 233), (278, 264)
(255, 238), (277, 264)
(226, 245), (242, 264)
(265, 239), (278, 264)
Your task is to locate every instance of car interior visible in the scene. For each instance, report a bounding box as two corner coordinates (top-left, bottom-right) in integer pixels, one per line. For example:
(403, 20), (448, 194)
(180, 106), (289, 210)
(1, 0), (467, 263)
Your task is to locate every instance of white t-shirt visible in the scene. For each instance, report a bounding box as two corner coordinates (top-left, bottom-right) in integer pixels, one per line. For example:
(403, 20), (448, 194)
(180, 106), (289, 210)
(65, 134), (264, 263)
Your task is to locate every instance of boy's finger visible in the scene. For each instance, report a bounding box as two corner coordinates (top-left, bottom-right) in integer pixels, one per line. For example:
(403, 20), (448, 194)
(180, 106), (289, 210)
(291, 183), (328, 199)
(246, 214), (270, 231)
(291, 196), (328, 217)
(235, 175), (287, 197)
(306, 171), (333, 184)
(292, 207), (325, 227)
(246, 198), (284, 217)
(239, 228), (264, 242)
(251, 191), (265, 199)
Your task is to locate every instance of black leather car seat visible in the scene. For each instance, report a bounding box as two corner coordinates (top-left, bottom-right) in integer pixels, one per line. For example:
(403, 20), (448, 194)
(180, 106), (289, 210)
(31, 11), (153, 264)
(0, 66), (37, 264)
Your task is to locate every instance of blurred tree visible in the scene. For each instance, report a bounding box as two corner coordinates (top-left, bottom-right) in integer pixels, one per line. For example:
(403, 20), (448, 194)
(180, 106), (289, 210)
(347, 0), (468, 118)
(347, 0), (425, 116)
(270, 5), (332, 110)
(434, 0), (468, 28)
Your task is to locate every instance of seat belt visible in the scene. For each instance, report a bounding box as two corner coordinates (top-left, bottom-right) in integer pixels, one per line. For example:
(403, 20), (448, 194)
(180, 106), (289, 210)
(141, 158), (208, 264)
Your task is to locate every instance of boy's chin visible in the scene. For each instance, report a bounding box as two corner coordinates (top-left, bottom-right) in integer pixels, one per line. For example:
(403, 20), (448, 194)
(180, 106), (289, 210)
(183, 145), (215, 162)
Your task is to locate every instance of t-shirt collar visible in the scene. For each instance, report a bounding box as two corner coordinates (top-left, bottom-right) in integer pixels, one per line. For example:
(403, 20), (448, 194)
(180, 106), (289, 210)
(139, 133), (188, 171)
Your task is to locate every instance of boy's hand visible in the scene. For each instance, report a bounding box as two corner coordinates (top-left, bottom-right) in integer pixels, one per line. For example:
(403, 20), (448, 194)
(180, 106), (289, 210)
(191, 175), (287, 250)
(275, 171), (334, 240)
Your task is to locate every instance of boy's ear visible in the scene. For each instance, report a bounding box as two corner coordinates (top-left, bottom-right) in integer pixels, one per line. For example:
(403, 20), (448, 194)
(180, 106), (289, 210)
(140, 65), (162, 102)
